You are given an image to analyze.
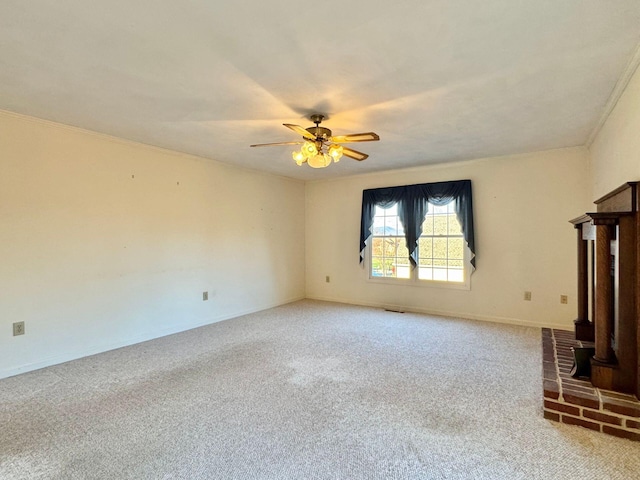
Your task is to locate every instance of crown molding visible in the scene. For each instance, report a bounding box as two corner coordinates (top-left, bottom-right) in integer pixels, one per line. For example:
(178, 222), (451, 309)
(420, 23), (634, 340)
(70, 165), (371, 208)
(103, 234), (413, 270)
(587, 41), (640, 147)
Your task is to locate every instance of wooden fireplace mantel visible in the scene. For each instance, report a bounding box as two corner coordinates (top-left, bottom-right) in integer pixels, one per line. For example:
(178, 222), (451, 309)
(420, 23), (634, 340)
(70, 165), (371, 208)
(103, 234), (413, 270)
(569, 182), (639, 398)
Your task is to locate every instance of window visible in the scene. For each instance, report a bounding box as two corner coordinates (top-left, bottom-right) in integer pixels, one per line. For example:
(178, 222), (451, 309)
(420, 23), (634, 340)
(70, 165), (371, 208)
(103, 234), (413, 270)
(369, 201), (467, 284)
(371, 203), (410, 279)
(417, 202), (465, 282)
(360, 180), (474, 288)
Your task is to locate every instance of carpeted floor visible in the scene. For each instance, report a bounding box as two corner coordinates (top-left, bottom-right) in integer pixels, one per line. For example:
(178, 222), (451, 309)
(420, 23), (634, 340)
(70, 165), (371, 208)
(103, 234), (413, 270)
(1, 300), (639, 479)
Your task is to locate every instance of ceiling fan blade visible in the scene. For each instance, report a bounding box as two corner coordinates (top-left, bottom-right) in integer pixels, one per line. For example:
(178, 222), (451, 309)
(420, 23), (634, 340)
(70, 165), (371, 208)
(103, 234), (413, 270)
(250, 141), (304, 147)
(329, 132), (380, 143)
(283, 123), (315, 139)
(342, 147), (369, 161)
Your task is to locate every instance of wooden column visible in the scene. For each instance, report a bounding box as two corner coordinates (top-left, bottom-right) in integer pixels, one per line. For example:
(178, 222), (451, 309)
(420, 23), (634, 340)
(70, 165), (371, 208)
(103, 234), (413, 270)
(569, 218), (594, 341)
(576, 225), (589, 322)
(637, 207), (640, 399)
(593, 222), (615, 364)
(591, 242), (596, 336)
(616, 215), (638, 391)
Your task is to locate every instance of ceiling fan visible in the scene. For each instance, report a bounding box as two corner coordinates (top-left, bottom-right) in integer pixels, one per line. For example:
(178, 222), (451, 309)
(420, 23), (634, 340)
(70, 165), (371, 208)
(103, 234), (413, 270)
(250, 114), (380, 168)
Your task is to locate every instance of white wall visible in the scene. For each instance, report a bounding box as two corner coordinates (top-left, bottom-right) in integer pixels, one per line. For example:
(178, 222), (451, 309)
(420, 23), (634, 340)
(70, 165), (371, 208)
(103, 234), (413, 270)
(306, 148), (590, 329)
(589, 63), (640, 199)
(0, 111), (305, 378)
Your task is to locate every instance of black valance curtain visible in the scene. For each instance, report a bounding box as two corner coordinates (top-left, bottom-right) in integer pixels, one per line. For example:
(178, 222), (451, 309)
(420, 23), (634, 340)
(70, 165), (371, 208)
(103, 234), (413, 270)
(360, 180), (475, 268)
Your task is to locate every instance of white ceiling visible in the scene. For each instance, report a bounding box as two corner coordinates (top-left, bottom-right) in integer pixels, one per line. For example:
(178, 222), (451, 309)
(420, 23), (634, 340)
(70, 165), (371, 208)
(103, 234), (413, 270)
(1, 1), (639, 180)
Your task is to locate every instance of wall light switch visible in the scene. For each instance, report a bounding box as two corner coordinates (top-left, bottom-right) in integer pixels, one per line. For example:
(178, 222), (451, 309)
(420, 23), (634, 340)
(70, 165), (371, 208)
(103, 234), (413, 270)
(524, 291), (532, 301)
(560, 295), (568, 304)
(203, 291), (208, 301)
(326, 276), (330, 283)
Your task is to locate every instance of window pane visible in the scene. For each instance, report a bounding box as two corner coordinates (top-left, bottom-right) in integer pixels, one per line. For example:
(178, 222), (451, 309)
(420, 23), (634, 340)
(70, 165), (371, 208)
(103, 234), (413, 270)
(433, 215), (447, 235)
(433, 258), (447, 268)
(418, 237), (432, 258)
(448, 269), (464, 282)
(448, 238), (464, 260)
(397, 240), (409, 259)
(384, 260), (396, 277)
(372, 238), (384, 256)
(433, 268), (447, 281)
(371, 257), (384, 277)
(419, 267), (433, 280)
(419, 257), (433, 267)
(397, 255), (410, 265)
(381, 239), (392, 256)
(432, 203), (448, 214)
(372, 216), (385, 235)
(384, 215), (398, 235)
(448, 214), (462, 235)
(422, 216), (434, 235)
(396, 264), (411, 279)
(433, 238), (447, 259)
(448, 259), (464, 269)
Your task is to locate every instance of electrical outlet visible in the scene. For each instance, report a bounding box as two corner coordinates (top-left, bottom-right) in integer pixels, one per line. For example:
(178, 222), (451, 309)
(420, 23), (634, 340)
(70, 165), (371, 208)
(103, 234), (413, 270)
(560, 295), (568, 304)
(326, 276), (330, 283)
(524, 291), (532, 301)
(13, 321), (25, 336)
(202, 291), (208, 301)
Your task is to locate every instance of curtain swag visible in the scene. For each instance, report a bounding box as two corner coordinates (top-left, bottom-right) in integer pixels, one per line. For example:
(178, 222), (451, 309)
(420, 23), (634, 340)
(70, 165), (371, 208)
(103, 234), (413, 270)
(359, 180), (475, 269)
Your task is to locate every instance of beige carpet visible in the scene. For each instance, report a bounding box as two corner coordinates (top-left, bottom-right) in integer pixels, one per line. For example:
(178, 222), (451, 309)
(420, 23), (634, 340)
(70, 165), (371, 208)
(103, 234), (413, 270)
(1, 300), (639, 479)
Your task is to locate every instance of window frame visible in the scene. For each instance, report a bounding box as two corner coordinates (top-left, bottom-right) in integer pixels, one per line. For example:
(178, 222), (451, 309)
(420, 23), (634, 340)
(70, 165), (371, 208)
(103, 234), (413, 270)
(366, 202), (472, 290)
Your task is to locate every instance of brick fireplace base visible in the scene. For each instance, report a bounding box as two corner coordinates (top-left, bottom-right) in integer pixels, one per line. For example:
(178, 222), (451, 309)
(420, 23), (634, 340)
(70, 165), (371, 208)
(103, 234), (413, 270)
(542, 328), (640, 441)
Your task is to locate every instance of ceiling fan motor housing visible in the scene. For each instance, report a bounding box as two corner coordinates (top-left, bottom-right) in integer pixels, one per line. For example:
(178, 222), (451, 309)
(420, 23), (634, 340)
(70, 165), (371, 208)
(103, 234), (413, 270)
(306, 126), (331, 140)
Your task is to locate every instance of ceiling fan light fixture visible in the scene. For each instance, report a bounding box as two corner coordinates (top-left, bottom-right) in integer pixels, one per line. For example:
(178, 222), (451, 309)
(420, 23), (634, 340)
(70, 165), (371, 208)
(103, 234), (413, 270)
(301, 141), (317, 159)
(292, 150), (305, 165)
(328, 144), (343, 162)
(308, 153), (332, 169)
(250, 114), (378, 169)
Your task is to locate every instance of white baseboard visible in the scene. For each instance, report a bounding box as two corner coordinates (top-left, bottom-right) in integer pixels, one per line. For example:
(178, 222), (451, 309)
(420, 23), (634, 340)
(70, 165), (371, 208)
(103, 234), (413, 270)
(0, 295), (305, 380)
(305, 295), (573, 331)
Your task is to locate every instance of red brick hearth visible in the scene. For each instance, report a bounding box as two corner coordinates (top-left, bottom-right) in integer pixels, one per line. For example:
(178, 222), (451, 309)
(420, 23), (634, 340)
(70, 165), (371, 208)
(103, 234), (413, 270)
(542, 328), (640, 441)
